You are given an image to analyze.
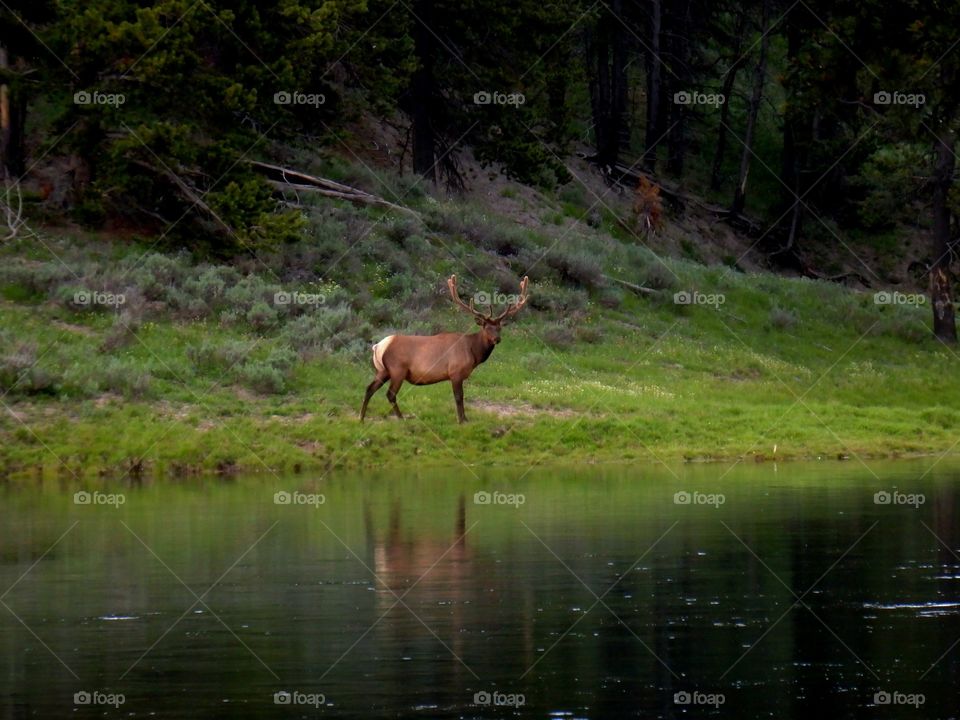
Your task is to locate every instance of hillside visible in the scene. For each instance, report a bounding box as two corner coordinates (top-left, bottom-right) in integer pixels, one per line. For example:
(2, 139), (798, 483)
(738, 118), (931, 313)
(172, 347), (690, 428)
(1, 154), (956, 480)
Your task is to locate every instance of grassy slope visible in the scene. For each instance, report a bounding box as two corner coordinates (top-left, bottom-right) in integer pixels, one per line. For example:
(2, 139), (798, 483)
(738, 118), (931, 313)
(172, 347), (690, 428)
(1, 176), (958, 480)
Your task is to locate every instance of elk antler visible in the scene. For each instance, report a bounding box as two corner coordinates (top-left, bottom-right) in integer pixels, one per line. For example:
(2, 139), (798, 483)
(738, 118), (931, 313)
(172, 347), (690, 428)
(447, 274), (490, 320)
(492, 275), (530, 322)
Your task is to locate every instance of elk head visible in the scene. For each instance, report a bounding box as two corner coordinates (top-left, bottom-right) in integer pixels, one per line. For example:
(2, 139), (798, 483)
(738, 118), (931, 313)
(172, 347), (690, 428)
(447, 274), (529, 345)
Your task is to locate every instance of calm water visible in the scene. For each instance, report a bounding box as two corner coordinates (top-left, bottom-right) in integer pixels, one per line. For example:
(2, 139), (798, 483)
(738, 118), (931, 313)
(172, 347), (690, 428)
(1, 459), (959, 719)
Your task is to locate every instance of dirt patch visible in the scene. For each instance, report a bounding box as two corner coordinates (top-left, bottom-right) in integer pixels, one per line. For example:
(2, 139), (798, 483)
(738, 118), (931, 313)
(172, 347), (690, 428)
(472, 400), (576, 419)
(268, 413), (316, 425)
(93, 393), (123, 408)
(52, 320), (98, 336)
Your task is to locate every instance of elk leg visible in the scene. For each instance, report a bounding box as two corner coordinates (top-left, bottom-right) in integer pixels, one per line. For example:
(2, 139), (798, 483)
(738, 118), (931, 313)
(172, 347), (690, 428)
(360, 373), (388, 421)
(452, 378), (467, 423)
(386, 377), (405, 419)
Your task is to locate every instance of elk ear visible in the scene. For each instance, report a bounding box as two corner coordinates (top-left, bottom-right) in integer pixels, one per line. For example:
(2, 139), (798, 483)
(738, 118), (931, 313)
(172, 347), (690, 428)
(474, 316), (486, 327)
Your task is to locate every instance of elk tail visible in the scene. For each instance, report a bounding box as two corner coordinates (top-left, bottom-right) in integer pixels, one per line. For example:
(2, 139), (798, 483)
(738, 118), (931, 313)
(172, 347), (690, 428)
(371, 335), (395, 373)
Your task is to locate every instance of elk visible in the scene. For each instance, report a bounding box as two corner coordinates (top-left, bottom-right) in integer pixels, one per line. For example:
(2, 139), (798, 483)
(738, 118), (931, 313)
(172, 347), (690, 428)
(360, 274), (529, 423)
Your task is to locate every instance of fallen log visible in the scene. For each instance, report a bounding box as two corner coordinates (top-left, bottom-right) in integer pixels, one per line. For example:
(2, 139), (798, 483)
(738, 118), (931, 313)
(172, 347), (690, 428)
(604, 274), (660, 296)
(249, 160), (421, 219)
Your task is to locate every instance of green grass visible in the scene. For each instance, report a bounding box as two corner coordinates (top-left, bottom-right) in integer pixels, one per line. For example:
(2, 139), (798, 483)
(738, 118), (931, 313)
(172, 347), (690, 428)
(0, 191), (957, 480)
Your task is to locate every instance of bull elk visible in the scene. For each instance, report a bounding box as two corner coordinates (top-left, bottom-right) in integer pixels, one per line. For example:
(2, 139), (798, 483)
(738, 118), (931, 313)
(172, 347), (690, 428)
(360, 274), (530, 423)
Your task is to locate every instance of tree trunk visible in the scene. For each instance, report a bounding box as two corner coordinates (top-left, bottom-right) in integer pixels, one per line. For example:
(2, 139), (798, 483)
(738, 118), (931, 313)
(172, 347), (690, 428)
(611, 0), (629, 158)
(546, 65), (570, 145)
(731, 0), (770, 215)
(710, 9), (747, 190)
(666, 0), (692, 176)
(409, 1), (436, 182)
(587, 0), (629, 171)
(930, 130), (957, 343)
(643, 0), (663, 170)
(777, 16), (805, 256)
(0, 45), (23, 180)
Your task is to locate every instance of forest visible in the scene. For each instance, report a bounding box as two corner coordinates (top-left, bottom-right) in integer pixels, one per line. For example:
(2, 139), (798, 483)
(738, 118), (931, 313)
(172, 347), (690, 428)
(2, 0), (958, 328)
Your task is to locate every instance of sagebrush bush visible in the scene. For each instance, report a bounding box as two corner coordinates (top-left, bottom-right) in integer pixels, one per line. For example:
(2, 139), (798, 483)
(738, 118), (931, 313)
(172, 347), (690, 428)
(873, 313), (930, 343)
(768, 305), (798, 330)
(101, 299), (146, 352)
(97, 359), (151, 398)
(576, 325), (604, 344)
(246, 301), (279, 331)
(0, 342), (56, 395)
(237, 358), (287, 394)
(541, 322), (577, 350)
(187, 340), (256, 375)
(542, 246), (604, 290)
(529, 282), (589, 315)
(131, 253), (188, 301)
(640, 261), (680, 292)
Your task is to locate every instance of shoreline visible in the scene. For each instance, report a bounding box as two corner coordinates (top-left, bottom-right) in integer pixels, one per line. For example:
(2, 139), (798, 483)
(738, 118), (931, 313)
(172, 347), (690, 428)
(2, 430), (955, 482)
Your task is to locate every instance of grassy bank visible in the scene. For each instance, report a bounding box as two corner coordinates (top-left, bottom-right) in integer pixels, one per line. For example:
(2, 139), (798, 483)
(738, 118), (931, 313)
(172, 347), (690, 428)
(1, 178), (958, 480)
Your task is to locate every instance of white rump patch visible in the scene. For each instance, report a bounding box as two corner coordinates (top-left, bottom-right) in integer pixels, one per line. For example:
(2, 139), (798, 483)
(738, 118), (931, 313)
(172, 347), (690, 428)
(371, 335), (396, 373)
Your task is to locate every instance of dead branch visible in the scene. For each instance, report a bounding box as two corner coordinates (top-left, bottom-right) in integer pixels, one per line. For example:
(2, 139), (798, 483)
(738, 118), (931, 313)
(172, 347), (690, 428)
(129, 158), (236, 238)
(249, 160), (421, 220)
(603, 274), (660, 296)
(1, 179), (24, 241)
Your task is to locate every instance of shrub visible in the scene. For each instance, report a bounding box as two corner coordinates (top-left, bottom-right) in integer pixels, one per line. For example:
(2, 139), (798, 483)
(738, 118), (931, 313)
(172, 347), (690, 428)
(596, 285), (624, 309)
(246, 301), (279, 331)
(279, 305), (367, 358)
(383, 218), (419, 245)
(101, 303), (145, 352)
(0, 342), (56, 395)
(640, 261), (680, 292)
(543, 246), (604, 289)
(541, 323), (576, 350)
(237, 360), (286, 394)
(529, 282), (589, 314)
(131, 253), (187, 301)
(558, 183), (585, 207)
(768, 305), (798, 331)
(187, 340), (256, 375)
(97, 359), (151, 398)
(873, 313), (930, 343)
(237, 348), (298, 395)
(576, 325), (604, 344)
(521, 351), (551, 373)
